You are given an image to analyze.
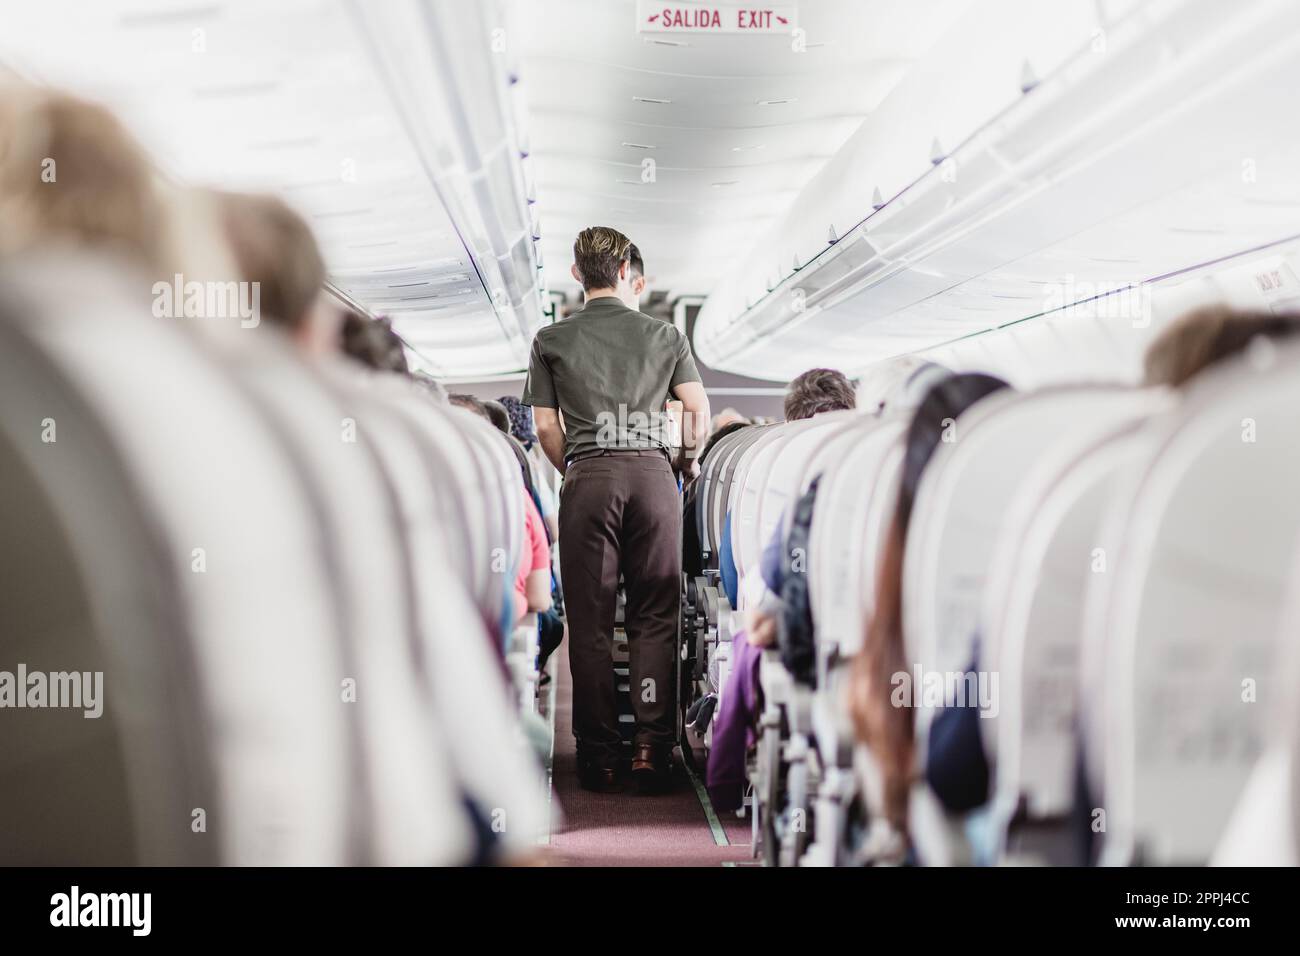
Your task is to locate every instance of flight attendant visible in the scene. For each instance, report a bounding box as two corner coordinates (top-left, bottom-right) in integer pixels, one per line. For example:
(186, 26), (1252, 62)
(523, 226), (710, 793)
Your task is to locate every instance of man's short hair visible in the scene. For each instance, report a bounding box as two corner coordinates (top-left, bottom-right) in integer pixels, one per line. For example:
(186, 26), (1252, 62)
(628, 243), (644, 279)
(784, 367), (856, 421)
(573, 226), (632, 291)
(217, 191), (326, 330)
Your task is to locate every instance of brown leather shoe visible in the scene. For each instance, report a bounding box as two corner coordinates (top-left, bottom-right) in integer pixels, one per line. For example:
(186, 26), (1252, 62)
(577, 762), (623, 794)
(631, 743), (669, 794)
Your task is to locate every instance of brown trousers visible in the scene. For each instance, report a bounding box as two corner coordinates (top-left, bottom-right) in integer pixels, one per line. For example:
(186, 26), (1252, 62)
(559, 450), (680, 766)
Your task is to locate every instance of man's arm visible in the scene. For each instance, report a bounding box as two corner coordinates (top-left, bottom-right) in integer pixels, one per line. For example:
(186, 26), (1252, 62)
(534, 406), (567, 476)
(671, 380), (711, 473)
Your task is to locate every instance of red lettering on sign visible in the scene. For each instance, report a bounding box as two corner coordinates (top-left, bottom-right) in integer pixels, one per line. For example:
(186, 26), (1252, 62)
(661, 7), (722, 28)
(737, 9), (775, 29)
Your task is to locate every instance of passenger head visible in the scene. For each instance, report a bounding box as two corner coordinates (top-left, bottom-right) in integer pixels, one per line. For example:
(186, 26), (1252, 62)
(214, 190), (334, 353)
(699, 419), (749, 464)
(0, 86), (171, 273)
(711, 407), (749, 430)
(783, 367), (857, 421)
(850, 372), (1009, 833)
(482, 399), (511, 435)
(498, 395), (538, 446)
(448, 393), (492, 421)
(412, 371), (449, 404)
(571, 225), (635, 297)
(1143, 304), (1300, 387)
(339, 311), (409, 374)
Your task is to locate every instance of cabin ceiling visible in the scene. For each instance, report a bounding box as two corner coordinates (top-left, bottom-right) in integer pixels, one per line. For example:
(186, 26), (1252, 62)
(511, 0), (973, 302)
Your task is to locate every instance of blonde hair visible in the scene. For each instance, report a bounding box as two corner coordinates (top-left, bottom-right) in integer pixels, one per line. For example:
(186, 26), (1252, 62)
(0, 85), (172, 273)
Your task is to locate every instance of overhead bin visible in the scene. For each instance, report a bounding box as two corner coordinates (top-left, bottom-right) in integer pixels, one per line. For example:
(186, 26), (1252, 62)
(694, 0), (1300, 380)
(0, 0), (546, 376)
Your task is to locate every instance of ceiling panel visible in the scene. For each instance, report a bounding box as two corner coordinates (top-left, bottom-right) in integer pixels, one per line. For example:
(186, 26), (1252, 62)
(511, 0), (974, 301)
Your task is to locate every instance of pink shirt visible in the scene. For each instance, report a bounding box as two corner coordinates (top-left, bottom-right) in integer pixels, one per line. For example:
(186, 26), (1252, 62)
(514, 491), (549, 623)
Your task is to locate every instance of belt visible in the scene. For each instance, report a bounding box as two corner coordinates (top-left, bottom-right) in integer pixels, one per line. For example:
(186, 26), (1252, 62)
(566, 447), (671, 467)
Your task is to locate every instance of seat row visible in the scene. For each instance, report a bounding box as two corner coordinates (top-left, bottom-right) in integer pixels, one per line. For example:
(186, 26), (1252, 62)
(684, 342), (1300, 866)
(0, 252), (548, 865)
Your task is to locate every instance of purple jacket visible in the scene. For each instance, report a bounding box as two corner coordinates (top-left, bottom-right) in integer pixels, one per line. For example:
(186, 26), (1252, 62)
(705, 629), (763, 812)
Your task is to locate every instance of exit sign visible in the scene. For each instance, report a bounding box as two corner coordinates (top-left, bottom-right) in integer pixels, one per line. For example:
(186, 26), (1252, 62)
(637, 2), (799, 34)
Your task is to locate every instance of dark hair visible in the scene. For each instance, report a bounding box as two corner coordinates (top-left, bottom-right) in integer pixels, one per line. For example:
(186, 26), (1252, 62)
(448, 393), (491, 421)
(498, 395), (538, 446)
(849, 372), (1009, 832)
(482, 399), (511, 435)
(699, 419), (749, 464)
(1144, 305), (1300, 387)
(217, 191), (326, 331)
(412, 371), (448, 402)
(628, 243), (644, 279)
(784, 367), (856, 420)
(573, 225), (632, 291)
(339, 312), (409, 373)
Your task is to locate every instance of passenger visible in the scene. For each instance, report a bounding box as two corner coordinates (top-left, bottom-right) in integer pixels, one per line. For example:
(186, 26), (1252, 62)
(500, 394), (560, 542)
(705, 369), (857, 808)
(340, 312), (410, 373)
(1143, 304), (1300, 386)
(214, 190), (339, 352)
(744, 366), (857, 649)
(846, 373), (1009, 839)
(523, 225), (710, 793)
(449, 393), (553, 626)
(500, 394), (540, 447)
(483, 399), (512, 436)
(0, 85), (172, 274)
(412, 370), (450, 403)
(682, 419), (751, 578)
(711, 407), (749, 430)
(782, 366), (857, 421)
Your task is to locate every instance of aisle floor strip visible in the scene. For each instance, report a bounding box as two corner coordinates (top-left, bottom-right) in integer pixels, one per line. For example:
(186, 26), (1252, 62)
(683, 760), (729, 847)
(538, 670), (558, 846)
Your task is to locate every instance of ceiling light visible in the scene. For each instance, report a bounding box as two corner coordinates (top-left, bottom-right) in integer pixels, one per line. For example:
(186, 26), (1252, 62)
(622, 142), (657, 149)
(632, 95), (671, 104)
(757, 98), (797, 106)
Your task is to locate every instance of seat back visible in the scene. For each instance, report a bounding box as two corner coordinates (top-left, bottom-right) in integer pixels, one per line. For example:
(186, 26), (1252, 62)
(903, 388), (1129, 702)
(697, 426), (750, 557)
(0, 257), (350, 864)
(709, 424), (771, 554)
(978, 393), (1172, 859)
(336, 379), (550, 856)
(808, 418), (907, 660)
(1091, 345), (1300, 865)
(234, 345), (473, 865)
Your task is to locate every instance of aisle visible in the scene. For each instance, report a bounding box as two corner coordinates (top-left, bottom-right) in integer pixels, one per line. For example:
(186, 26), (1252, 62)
(541, 636), (754, 866)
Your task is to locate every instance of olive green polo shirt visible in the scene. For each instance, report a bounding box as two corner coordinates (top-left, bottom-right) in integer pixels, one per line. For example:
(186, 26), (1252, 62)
(522, 295), (702, 462)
